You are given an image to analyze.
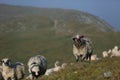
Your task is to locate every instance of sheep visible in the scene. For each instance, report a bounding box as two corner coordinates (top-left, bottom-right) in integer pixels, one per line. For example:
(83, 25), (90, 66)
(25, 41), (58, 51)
(0, 66), (4, 80)
(27, 55), (47, 80)
(91, 54), (100, 61)
(61, 63), (67, 69)
(72, 35), (93, 62)
(53, 61), (61, 72)
(45, 68), (54, 76)
(0, 58), (25, 80)
(110, 46), (120, 58)
(45, 61), (61, 76)
(102, 51), (109, 58)
(45, 61), (68, 76)
(108, 49), (112, 54)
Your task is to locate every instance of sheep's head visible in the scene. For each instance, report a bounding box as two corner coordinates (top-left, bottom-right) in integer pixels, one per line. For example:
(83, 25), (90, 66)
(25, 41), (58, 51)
(72, 35), (84, 48)
(54, 61), (60, 68)
(31, 64), (41, 78)
(0, 58), (11, 66)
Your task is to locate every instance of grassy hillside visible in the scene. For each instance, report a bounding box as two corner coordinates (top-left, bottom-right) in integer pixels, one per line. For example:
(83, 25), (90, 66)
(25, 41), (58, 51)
(0, 4), (116, 32)
(41, 57), (120, 80)
(0, 4), (120, 80)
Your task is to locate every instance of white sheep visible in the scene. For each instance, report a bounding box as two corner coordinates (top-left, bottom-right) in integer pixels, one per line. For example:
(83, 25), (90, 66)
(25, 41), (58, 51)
(45, 61), (67, 76)
(110, 46), (120, 57)
(102, 51), (108, 58)
(1, 58), (25, 80)
(91, 54), (99, 61)
(45, 61), (61, 76)
(53, 61), (61, 72)
(45, 68), (54, 76)
(61, 63), (67, 69)
(72, 35), (93, 62)
(27, 55), (47, 80)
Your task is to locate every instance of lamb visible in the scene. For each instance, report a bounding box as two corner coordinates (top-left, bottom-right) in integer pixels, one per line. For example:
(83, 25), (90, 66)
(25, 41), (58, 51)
(26, 55), (47, 80)
(0, 58), (25, 80)
(72, 35), (93, 62)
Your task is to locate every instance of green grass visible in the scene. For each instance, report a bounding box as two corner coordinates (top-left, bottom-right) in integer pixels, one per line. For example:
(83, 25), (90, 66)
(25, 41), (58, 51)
(41, 58), (120, 80)
(0, 28), (120, 78)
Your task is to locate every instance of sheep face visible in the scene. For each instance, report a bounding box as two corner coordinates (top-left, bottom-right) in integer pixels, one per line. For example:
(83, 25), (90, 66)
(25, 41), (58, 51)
(1, 58), (11, 66)
(73, 35), (85, 48)
(31, 66), (40, 78)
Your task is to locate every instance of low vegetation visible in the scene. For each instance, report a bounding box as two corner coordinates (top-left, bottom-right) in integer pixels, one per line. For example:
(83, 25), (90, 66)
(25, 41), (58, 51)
(41, 57), (120, 80)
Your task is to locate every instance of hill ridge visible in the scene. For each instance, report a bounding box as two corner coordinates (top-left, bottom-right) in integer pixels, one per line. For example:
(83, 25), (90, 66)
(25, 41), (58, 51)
(0, 4), (117, 33)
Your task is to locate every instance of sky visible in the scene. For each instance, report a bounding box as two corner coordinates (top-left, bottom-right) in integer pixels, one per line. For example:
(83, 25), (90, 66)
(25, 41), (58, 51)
(0, 0), (120, 30)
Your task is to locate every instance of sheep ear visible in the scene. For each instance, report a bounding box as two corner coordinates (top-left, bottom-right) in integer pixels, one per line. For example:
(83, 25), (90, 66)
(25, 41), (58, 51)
(72, 38), (75, 41)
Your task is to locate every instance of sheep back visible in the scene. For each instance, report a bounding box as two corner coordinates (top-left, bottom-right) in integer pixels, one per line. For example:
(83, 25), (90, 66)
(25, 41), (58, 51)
(28, 55), (47, 75)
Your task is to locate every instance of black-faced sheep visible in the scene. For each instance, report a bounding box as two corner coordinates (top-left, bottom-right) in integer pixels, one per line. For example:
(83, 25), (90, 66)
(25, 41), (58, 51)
(26, 55), (47, 80)
(72, 35), (93, 62)
(0, 58), (25, 80)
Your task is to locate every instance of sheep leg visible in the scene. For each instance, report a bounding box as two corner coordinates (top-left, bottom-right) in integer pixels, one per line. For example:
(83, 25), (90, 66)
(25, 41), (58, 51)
(81, 56), (85, 61)
(89, 51), (93, 61)
(75, 55), (79, 62)
(88, 54), (92, 61)
(86, 53), (91, 61)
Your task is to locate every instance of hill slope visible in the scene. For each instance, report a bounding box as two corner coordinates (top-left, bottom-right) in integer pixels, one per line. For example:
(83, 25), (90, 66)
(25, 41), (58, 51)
(0, 4), (116, 33)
